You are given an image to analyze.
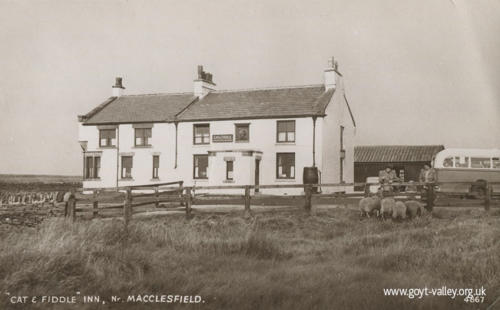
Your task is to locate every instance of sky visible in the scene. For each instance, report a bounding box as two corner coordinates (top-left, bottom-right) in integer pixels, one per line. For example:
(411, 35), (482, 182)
(0, 0), (499, 175)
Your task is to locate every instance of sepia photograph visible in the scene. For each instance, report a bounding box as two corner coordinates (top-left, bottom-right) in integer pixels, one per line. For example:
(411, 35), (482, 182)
(0, 0), (499, 309)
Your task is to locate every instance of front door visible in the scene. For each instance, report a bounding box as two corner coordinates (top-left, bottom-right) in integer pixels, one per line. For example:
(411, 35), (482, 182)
(255, 159), (260, 192)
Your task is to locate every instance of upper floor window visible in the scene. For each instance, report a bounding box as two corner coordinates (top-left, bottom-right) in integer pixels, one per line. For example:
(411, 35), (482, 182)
(152, 155), (160, 179)
(85, 155), (100, 179)
(235, 123), (250, 142)
(194, 155), (208, 179)
(193, 124), (210, 145)
(121, 156), (133, 179)
(277, 120), (295, 143)
(277, 153), (295, 179)
(99, 129), (116, 147)
(135, 128), (152, 146)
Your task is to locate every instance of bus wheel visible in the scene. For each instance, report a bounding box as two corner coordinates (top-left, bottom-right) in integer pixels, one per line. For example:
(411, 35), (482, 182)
(471, 181), (487, 199)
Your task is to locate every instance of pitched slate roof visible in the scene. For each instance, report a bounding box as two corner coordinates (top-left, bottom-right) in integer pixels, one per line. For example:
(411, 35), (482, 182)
(80, 85), (334, 125)
(81, 93), (197, 125)
(176, 85), (334, 121)
(354, 145), (445, 163)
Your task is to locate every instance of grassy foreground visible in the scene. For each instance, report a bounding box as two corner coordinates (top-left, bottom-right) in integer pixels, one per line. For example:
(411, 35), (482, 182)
(0, 207), (499, 310)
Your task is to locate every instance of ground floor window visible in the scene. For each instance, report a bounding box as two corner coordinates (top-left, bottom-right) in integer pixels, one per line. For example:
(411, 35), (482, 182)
(194, 155), (208, 179)
(226, 161), (234, 180)
(277, 153), (295, 179)
(85, 155), (100, 179)
(152, 155), (160, 179)
(121, 156), (133, 179)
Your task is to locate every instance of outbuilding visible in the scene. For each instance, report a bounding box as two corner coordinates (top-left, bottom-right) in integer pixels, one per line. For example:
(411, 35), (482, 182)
(354, 145), (444, 188)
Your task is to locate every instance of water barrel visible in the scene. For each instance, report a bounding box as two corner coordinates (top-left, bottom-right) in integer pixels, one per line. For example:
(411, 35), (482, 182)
(303, 167), (319, 193)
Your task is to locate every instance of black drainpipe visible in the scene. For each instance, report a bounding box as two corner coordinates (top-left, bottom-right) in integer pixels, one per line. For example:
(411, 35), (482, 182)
(312, 116), (317, 167)
(174, 121), (178, 168)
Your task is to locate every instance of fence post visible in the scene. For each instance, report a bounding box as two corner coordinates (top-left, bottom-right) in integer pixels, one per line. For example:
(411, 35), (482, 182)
(244, 186), (251, 216)
(304, 184), (312, 213)
(124, 187), (132, 225)
(181, 181), (185, 206)
(484, 183), (491, 212)
(185, 187), (192, 218)
(68, 196), (76, 223)
(426, 184), (434, 212)
(93, 190), (99, 218)
(155, 187), (159, 208)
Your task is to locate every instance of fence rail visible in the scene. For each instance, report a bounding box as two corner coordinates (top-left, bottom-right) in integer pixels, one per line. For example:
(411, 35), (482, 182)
(58, 180), (500, 223)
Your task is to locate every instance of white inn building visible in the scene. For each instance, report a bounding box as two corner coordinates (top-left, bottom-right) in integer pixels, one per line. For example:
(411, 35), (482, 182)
(77, 57), (356, 194)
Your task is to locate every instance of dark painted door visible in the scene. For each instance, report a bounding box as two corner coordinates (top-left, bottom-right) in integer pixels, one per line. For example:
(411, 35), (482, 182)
(255, 159), (260, 192)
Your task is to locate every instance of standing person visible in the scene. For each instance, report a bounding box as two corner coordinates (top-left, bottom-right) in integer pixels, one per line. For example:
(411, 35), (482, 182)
(379, 165), (400, 193)
(419, 164), (436, 183)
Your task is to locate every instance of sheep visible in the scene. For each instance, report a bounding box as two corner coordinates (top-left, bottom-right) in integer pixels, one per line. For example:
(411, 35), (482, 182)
(359, 195), (382, 218)
(380, 197), (396, 220)
(405, 200), (425, 219)
(392, 201), (407, 220)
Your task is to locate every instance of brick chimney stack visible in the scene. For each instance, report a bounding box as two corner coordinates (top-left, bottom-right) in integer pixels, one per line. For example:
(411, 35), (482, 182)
(324, 57), (341, 90)
(194, 65), (216, 98)
(112, 77), (125, 97)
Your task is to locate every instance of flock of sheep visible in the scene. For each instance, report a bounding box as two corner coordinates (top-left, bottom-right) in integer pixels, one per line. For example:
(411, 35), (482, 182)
(359, 192), (426, 221)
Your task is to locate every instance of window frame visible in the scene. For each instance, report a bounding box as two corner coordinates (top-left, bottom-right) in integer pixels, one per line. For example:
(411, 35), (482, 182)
(276, 120), (296, 143)
(84, 155), (101, 180)
(193, 124), (210, 145)
(226, 160), (234, 181)
(99, 129), (116, 147)
(193, 154), (209, 179)
(152, 155), (160, 179)
(235, 123), (250, 143)
(134, 128), (152, 147)
(276, 152), (296, 179)
(121, 156), (133, 179)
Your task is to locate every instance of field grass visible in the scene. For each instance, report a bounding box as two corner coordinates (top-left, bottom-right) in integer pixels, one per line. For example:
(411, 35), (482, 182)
(0, 207), (499, 309)
(0, 174), (81, 192)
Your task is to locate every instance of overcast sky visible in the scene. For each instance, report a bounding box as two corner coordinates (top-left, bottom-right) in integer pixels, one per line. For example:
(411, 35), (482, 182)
(0, 0), (499, 175)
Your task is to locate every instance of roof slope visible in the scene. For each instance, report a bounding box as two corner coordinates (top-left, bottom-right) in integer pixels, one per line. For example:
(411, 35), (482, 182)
(355, 145), (445, 163)
(82, 93), (197, 125)
(176, 85), (333, 121)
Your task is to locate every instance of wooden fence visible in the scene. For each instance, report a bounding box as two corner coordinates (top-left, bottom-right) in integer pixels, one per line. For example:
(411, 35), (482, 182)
(63, 181), (500, 223)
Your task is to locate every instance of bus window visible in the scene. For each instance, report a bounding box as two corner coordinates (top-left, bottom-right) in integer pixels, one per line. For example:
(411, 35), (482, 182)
(471, 157), (491, 169)
(493, 158), (500, 169)
(443, 157), (453, 167)
(454, 156), (469, 168)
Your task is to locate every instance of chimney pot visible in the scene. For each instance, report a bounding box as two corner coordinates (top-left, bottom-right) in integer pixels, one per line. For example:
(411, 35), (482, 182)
(112, 77), (125, 97)
(328, 57), (335, 68)
(197, 65), (204, 79)
(113, 77), (124, 89)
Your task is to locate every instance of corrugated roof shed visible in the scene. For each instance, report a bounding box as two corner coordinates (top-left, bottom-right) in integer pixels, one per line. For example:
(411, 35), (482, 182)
(82, 93), (197, 125)
(354, 145), (445, 163)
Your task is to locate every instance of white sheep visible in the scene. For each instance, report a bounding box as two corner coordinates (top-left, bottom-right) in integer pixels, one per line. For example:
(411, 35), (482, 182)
(392, 201), (407, 220)
(405, 200), (425, 219)
(359, 195), (382, 218)
(380, 197), (396, 220)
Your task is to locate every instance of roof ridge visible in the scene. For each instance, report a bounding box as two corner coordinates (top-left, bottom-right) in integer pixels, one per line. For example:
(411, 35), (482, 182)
(212, 84), (324, 93)
(120, 91), (194, 97)
(356, 145), (444, 147)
